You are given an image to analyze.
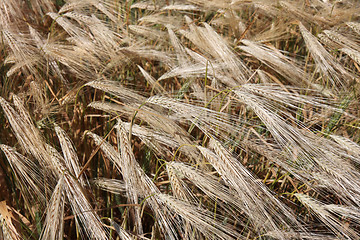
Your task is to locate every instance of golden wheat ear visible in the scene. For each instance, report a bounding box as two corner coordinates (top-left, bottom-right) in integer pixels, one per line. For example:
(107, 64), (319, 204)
(205, 139), (303, 238)
(158, 193), (241, 240)
(86, 131), (123, 173)
(236, 87), (360, 205)
(2, 95), (110, 239)
(239, 39), (309, 87)
(144, 95), (303, 235)
(167, 161), (248, 217)
(40, 176), (65, 240)
(0, 96), (57, 178)
(299, 22), (352, 89)
(329, 134), (360, 164)
(179, 19), (250, 84)
(93, 178), (126, 195)
(341, 47), (360, 66)
(88, 126), (178, 238)
(296, 194), (360, 239)
(85, 80), (146, 104)
(1, 27), (41, 79)
(45, 144), (109, 240)
(119, 119), (187, 239)
(138, 65), (165, 94)
(0, 145), (48, 211)
(54, 124), (87, 186)
(166, 163), (203, 239)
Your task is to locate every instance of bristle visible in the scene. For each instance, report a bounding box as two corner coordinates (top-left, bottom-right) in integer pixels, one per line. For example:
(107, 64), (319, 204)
(299, 22), (351, 88)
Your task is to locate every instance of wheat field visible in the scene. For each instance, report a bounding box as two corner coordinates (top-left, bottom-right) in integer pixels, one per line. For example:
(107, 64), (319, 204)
(1, 0), (360, 239)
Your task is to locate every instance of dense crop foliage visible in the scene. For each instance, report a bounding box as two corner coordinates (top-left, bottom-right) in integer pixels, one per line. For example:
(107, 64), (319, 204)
(1, 0), (360, 239)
